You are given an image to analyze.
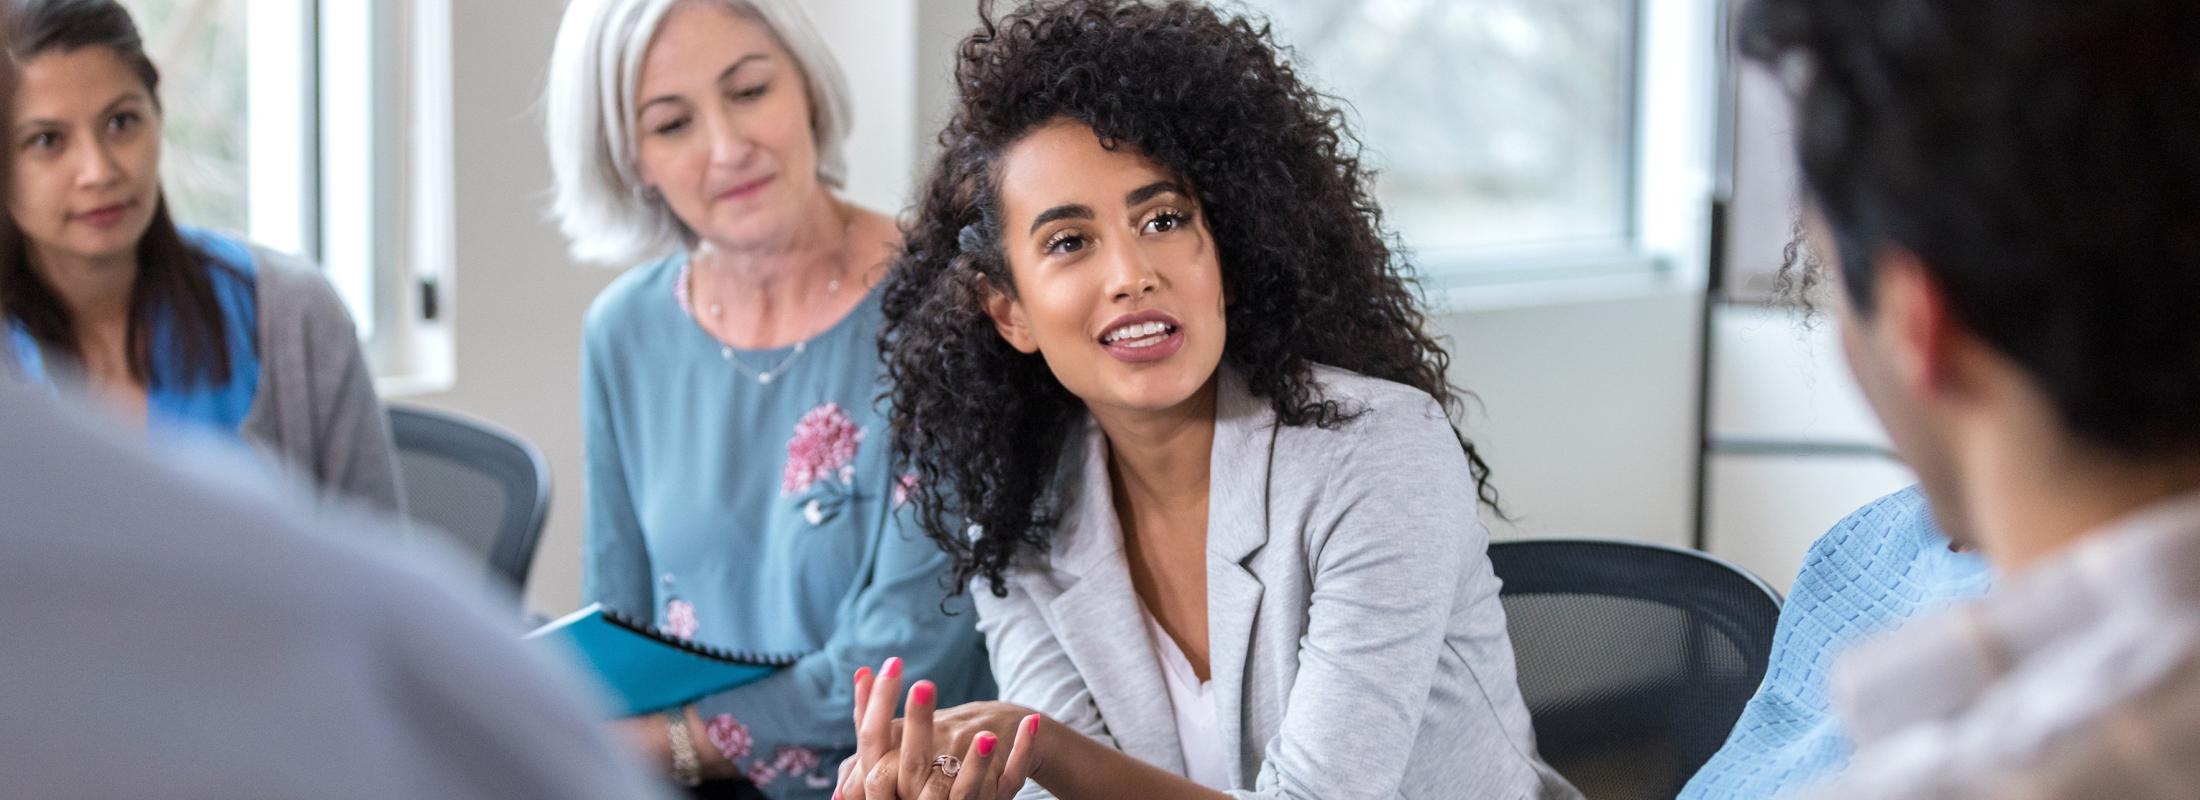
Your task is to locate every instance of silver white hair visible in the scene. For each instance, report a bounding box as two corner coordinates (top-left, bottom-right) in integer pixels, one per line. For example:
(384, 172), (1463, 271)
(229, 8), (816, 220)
(544, 0), (854, 266)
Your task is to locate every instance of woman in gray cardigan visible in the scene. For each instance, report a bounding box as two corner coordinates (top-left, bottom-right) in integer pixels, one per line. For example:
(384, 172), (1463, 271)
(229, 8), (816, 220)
(836, 2), (1578, 798)
(0, 0), (399, 513)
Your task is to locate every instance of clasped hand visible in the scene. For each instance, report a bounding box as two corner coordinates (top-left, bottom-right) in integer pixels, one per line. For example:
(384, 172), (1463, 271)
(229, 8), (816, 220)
(834, 658), (1044, 800)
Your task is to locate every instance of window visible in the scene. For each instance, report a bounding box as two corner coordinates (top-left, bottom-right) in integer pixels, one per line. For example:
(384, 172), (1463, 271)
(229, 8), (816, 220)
(1247, 0), (1719, 291)
(120, 0), (448, 381)
(124, 0), (250, 233)
(1255, 0), (1635, 252)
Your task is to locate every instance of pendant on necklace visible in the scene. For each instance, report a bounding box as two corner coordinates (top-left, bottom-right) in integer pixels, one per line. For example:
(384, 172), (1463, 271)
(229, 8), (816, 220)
(758, 372), (775, 385)
(720, 346), (732, 360)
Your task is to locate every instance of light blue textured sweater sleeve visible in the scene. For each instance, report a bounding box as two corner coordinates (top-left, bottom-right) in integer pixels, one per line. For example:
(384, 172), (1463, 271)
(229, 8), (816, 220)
(1679, 486), (1992, 799)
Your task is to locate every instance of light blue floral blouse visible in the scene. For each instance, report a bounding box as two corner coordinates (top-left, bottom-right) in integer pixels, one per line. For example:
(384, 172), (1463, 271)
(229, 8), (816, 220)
(579, 252), (991, 797)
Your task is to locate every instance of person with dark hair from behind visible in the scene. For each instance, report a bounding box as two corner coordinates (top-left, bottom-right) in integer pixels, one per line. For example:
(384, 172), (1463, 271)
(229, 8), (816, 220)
(1733, 0), (2200, 796)
(835, 1), (1577, 798)
(0, 0), (399, 513)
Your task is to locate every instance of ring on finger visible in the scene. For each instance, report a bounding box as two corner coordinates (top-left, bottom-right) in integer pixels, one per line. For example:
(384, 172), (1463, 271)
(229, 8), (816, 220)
(933, 754), (962, 778)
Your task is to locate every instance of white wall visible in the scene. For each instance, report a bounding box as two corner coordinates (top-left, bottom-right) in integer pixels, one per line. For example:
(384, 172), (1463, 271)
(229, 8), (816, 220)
(802, 1), (922, 212)
(1704, 305), (1915, 589)
(1433, 290), (1705, 549)
(404, 0), (595, 615)
(1436, 293), (1914, 593)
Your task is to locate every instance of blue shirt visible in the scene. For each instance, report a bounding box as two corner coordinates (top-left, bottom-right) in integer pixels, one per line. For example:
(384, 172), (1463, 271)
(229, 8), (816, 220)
(1680, 486), (1993, 799)
(580, 253), (991, 798)
(5, 227), (261, 439)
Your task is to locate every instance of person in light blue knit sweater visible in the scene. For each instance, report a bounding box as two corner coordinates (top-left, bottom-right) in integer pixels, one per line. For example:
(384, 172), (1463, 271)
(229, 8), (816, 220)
(1679, 486), (1991, 799)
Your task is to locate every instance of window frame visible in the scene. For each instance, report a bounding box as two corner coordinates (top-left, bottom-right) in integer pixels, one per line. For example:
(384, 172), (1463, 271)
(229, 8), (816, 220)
(1244, 0), (1725, 307)
(243, 0), (317, 260)
(241, 0), (452, 387)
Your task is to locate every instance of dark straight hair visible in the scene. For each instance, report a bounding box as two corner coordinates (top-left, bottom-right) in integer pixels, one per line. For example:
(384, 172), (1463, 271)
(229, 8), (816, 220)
(0, 0), (229, 388)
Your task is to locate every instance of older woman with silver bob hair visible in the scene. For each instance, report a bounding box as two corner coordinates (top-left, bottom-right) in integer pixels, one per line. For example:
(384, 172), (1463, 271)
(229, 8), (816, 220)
(544, 1), (990, 796)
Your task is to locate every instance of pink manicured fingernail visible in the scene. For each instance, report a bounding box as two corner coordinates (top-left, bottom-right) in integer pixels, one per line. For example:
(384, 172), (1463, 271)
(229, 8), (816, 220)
(1023, 714), (1041, 735)
(911, 681), (935, 705)
(976, 732), (997, 757)
(884, 657), (903, 678)
(853, 666), (872, 686)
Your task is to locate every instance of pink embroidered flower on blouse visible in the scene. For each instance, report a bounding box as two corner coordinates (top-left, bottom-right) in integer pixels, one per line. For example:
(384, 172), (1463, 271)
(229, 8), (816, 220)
(772, 746), (821, 777)
(663, 598), (698, 640)
(746, 762), (782, 787)
(893, 472), (919, 508)
(705, 714), (753, 763)
(783, 403), (864, 496)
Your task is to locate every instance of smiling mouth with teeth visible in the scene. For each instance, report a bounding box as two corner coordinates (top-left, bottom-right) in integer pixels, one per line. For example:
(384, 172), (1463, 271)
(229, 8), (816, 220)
(1101, 320), (1178, 348)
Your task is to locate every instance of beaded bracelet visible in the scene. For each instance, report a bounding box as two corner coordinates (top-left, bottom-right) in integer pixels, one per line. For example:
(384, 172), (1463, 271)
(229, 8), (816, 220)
(666, 710), (703, 787)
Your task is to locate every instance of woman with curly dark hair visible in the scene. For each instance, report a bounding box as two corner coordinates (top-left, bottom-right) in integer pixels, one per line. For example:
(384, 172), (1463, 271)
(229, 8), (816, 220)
(832, 2), (1578, 799)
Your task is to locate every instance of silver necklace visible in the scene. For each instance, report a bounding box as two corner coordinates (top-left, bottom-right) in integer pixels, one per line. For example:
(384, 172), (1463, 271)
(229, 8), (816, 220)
(690, 202), (861, 385)
(697, 270), (845, 386)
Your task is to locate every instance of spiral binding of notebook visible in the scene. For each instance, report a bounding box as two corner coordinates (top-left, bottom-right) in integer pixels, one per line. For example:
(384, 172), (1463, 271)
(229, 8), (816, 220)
(594, 606), (805, 667)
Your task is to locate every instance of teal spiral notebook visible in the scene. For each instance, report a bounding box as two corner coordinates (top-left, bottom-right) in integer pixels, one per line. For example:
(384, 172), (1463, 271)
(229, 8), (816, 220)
(527, 603), (804, 716)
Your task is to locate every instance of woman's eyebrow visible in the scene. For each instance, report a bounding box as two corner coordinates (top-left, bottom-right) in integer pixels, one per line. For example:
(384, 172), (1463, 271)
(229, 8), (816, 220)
(638, 52), (767, 113)
(1029, 203), (1094, 235)
(1125, 180), (1186, 206)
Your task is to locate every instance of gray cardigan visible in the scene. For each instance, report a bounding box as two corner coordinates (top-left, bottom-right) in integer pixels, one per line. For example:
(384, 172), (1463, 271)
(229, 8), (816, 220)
(976, 366), (1579, 800)
(238, 246), (403, 515)
(0, 244), (404, 514)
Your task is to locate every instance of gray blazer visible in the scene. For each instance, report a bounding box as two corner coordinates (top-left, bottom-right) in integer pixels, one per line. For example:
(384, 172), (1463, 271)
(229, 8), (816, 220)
(974, 366), (1579, 800)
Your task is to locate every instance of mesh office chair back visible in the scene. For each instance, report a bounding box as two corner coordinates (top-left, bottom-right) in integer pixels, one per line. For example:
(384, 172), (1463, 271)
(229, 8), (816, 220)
(388, 405), (550, 591)
(1490, 539), (1782, 800)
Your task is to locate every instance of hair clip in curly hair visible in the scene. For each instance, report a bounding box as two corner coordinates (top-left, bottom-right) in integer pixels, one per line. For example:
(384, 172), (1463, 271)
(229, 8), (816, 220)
(956, 224), (988, 256)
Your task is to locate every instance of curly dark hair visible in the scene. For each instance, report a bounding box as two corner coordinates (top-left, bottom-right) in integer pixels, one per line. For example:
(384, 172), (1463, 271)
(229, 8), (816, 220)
(880, 0), (1500, 597)
(1742, 0), (2200, 458)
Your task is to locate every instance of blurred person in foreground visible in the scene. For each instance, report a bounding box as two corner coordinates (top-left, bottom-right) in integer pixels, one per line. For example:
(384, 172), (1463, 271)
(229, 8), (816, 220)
(1737, 0), (2200, 796)
(0, 368), (678, 797)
